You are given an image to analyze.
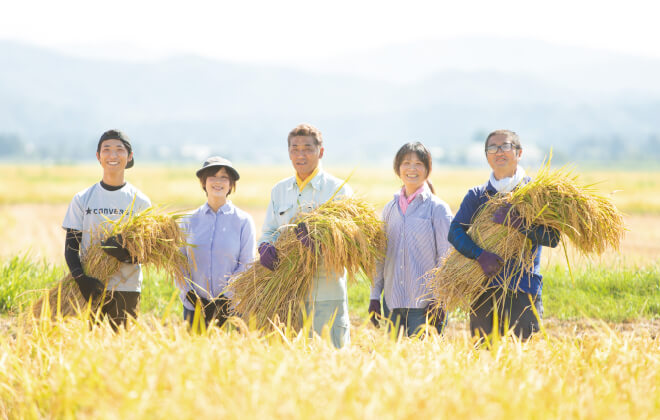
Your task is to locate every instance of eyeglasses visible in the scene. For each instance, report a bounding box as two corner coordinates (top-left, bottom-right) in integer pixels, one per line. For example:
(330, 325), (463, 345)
(485, 143), (516, 154)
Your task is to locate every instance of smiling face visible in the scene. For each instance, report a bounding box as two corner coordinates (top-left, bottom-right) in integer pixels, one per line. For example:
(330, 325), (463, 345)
(288, 135), (323, 180)
(486, 133), (522, 179)
(202, 167), (232, 200)
(96, 139), (131, 172)
(398, 152), (429, 193)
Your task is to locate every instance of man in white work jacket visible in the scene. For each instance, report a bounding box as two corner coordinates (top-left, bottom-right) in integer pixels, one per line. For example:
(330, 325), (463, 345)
(258, 123), (352, 348)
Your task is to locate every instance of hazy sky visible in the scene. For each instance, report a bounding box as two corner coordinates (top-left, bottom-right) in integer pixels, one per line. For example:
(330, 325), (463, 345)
(2, 0), (659, 63)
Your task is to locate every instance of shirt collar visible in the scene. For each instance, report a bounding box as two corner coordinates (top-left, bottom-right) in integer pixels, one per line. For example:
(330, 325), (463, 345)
(395, 182), (432, 202)
(202, 200), (234, 215)
(288, 168), (324, 191)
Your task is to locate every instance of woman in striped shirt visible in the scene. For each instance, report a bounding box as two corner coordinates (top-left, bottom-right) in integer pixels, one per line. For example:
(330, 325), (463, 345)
(368, 142), (453, 336)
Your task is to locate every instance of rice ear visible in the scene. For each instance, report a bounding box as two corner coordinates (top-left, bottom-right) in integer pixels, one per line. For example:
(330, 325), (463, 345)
(228, 196), (386, 331)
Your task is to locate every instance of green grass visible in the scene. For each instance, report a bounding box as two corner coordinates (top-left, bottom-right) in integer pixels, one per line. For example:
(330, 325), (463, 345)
(0, 255), (65, 313)
(543, 264), (660, 322)
(2, 256), (659, 323)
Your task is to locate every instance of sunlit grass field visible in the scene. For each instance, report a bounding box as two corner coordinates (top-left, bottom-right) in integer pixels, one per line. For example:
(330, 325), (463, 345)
(1, 164), (659, 419)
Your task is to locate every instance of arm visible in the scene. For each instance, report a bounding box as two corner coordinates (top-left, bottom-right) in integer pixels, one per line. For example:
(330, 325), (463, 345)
(64, 228), (84, 278)
(259, 195), (280, 245)
(447, 190), (483, 260)
(235, 216), (257, 275)
(369, 202), (389, 300)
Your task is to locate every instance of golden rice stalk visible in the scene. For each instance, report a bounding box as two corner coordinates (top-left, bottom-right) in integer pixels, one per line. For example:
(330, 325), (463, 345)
(228, 196), (385, 330)
(426, 203), (532, 313)
(428, 157), (625, 313)
(507, 160), (625, 254)
(30, 206), (190, 320)
(303, 197), (387, 280)
(93, 206), (191, 287)
(31, 274), (103, 319)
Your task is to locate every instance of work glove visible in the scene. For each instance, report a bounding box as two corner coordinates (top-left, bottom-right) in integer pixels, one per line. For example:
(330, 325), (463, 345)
(368, 299), (381, 328)
(101, 234), (135, 263)
(492, 203), (523, 229)
(477, 250), (504, 278)
(73, 274), (105, 301)
(295, 222), (315, 252)
(186, 290), (215, 319)
(206, 295), (230, 324)
(258, 242), (279, 271)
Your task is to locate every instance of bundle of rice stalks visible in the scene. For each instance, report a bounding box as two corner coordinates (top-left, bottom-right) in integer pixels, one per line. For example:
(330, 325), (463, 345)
(425, 204), (533, 312)
(31, 274), (103, 319)
(506, 161), (625, 254)
(427, 158), (625, 313)
(228, 196), (386, 330)
(31, 206), (190, 320)
(89, 206), (191, 287)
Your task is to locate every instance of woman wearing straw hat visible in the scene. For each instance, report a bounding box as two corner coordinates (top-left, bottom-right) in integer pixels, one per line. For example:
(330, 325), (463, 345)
(448, 130), (559, 340)
(62, 129), (151, 329)
(178, 156), (256, 328)
(368, 142), (453, 336)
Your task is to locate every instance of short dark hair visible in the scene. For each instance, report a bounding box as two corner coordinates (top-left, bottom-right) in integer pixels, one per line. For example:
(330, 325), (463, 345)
(287, 124), (323, 147)
(484, 129), (521, 152)
(97, 129), (134, 168)
(393, 142), (435, 194)
(198, 166), (237, 196)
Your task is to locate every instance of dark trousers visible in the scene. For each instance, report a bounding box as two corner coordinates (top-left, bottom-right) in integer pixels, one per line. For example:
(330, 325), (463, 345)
(470, 288), (543, 341)
(100, 291), (140, 330)
(183, 295), (230, 328)
(383, 299), (446, 337)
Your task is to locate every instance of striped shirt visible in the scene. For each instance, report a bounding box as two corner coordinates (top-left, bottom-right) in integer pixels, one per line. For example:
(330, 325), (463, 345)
(179, 201), (256, 310)
(370, 185), (453, 309)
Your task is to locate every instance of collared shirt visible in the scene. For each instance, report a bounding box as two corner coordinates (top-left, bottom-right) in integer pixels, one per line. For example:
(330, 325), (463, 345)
(370, 184), (454, 309)
(260, 169), (353, 302)
(296, 167), (319, 192)
(449, 178), (559, 296)
(398, 184), (425, 215)
(179, 201), (256, 310)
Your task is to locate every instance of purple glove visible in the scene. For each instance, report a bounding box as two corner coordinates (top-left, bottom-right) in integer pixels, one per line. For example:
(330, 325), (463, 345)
(258, 242), (279, 271)
(492, 203), (523, 229)
(368, 299), (381, 328)
(295, 222), (314, 251)
(477, 250), (504, 278)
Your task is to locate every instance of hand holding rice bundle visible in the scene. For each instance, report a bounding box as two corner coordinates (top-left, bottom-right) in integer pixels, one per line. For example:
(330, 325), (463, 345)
(228, 196), (386, 330)
(427, 159), (625, 314)
(32, 207), (190, 319)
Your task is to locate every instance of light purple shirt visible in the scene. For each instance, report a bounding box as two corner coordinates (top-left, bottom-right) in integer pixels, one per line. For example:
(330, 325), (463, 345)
(370, 185), (453, 309)
(179, 201), (256, 310)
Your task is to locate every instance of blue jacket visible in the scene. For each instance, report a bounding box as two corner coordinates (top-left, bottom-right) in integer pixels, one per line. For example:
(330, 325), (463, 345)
(448, 178), (559, 296)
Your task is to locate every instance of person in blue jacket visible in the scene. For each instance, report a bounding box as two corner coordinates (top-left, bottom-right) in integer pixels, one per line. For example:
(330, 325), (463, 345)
(448, 130), (560, 340)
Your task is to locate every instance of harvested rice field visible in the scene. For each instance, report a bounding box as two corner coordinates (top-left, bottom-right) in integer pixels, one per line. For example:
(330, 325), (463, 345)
(0, 165), (659, 419)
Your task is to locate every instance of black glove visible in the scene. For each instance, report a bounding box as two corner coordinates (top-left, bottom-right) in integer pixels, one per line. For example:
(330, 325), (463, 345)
(210, 296), (230, 320)
(368, 299), (382, 328)
(101, 234), (135, 263)
(426, 304), (446, 332)
(73, 274), (105, 301)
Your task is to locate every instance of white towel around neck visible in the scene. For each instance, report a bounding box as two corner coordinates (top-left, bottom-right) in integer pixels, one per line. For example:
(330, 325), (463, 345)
(489, 167), (527, 193)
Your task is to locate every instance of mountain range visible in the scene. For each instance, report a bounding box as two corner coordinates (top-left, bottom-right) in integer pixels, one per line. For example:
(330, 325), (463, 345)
(1, 38), (659, 166)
